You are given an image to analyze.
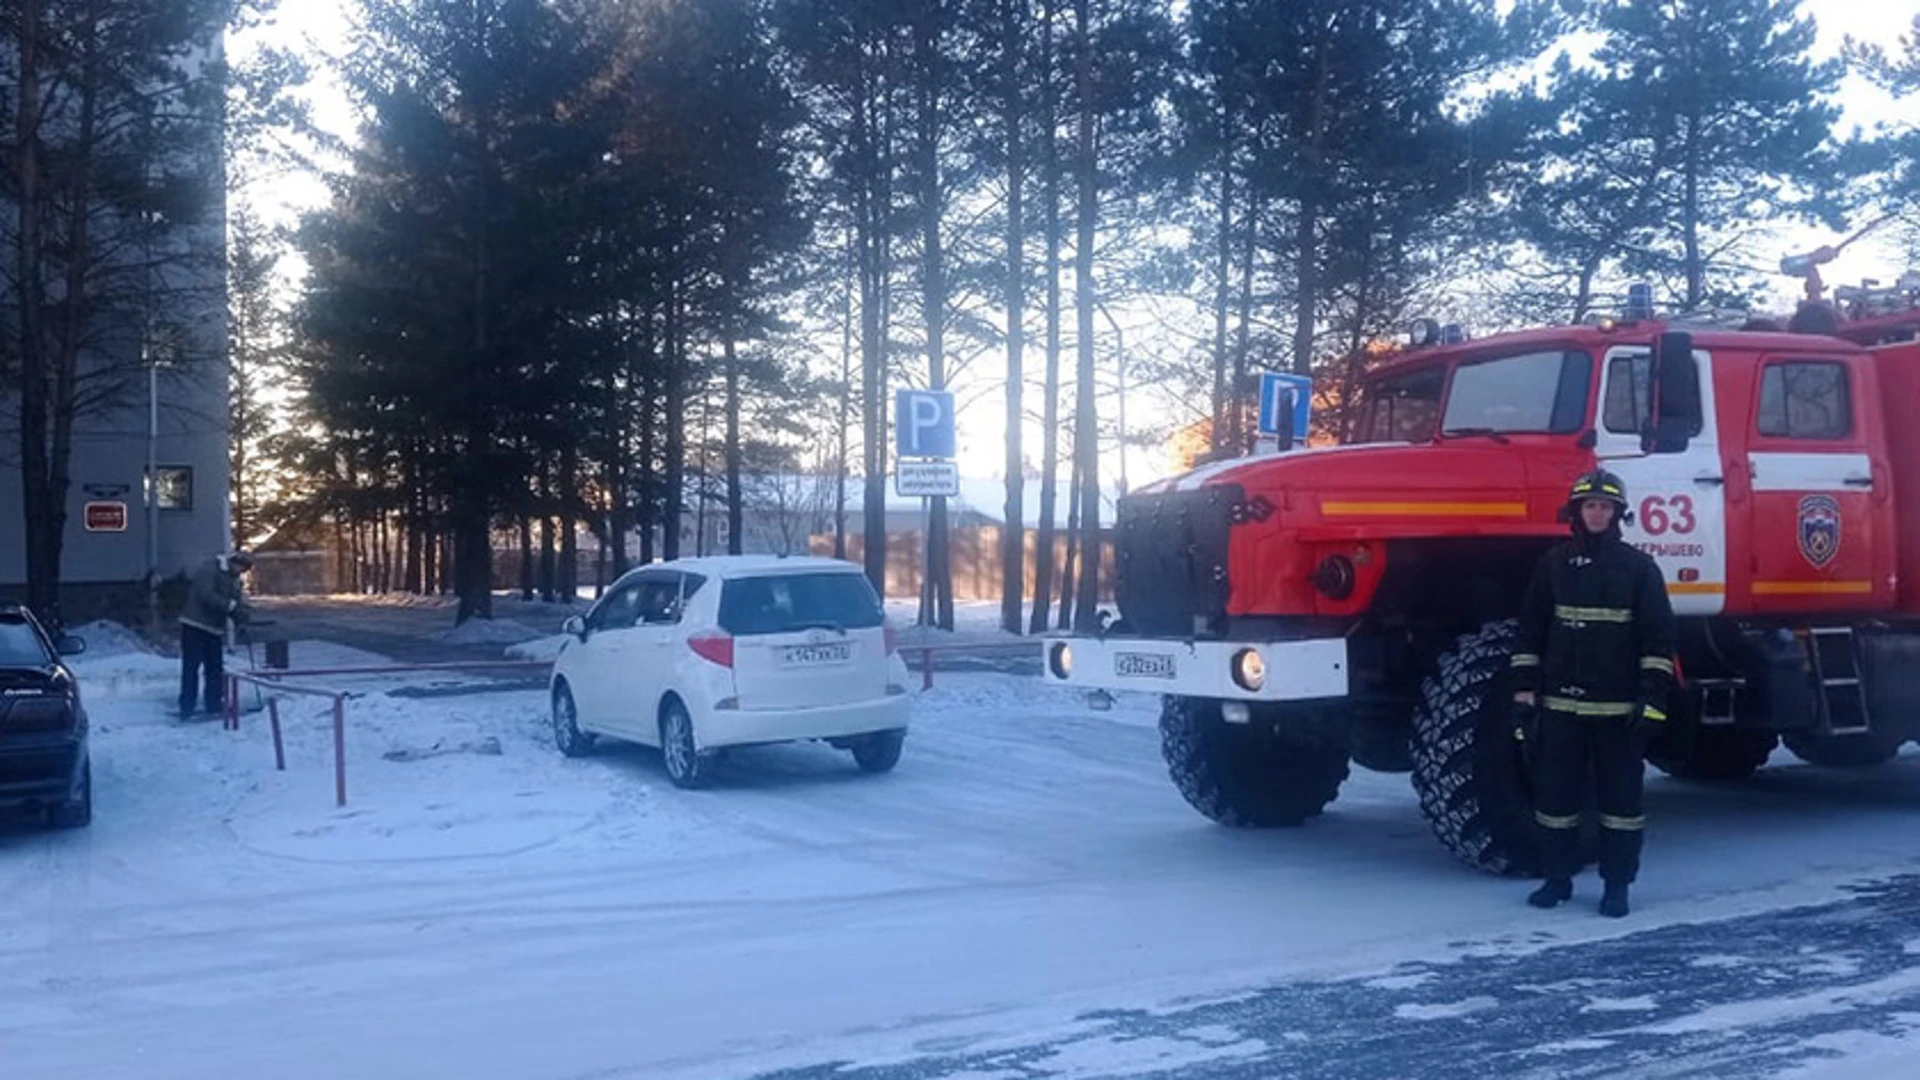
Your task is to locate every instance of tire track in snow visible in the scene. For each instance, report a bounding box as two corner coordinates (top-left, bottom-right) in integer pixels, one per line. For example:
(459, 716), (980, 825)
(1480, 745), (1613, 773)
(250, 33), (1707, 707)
(747, 876), (1920, 1080)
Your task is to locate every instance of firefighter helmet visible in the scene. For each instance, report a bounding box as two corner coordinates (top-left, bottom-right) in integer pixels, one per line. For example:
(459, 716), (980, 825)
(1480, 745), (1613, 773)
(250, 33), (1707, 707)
(1568, 469), (1628, 510)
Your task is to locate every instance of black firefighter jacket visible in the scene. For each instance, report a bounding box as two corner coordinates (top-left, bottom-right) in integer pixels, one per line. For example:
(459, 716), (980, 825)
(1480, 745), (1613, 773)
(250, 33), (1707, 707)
(1510, 529), (1677, 719)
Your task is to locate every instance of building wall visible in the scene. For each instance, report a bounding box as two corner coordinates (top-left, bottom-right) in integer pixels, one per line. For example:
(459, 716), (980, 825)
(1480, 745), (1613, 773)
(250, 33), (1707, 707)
(0, 361), (231, 589)
(0, 33), (231, 619)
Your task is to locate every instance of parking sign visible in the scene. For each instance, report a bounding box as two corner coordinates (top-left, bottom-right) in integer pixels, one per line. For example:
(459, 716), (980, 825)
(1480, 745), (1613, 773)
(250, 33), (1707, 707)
(1257, 372), (1313, 446)
(895, 389), (956, 459)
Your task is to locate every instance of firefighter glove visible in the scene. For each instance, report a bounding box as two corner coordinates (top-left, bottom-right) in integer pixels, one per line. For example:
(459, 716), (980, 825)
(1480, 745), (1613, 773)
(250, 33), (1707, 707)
(1630, 702), (1667, 742)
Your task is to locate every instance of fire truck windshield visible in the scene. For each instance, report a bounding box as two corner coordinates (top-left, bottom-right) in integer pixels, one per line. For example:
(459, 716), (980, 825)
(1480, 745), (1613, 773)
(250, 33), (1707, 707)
(1353, 349), (1592, 443)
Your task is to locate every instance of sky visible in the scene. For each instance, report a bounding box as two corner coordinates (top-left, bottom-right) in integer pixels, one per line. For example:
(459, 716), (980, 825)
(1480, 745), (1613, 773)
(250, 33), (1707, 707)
(239, 1), (1920, 489)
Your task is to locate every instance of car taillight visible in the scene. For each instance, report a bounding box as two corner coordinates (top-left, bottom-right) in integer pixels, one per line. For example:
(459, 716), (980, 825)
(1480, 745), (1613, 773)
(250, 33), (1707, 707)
(884, 625), (898, 655)
(688, 633), (734, 668)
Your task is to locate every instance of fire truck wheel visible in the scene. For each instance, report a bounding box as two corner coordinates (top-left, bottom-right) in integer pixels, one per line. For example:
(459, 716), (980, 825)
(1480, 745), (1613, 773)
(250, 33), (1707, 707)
(1647, 728), (1777, 780)
(1782, 730), (1902, 768)
(1159, 696), (1349, 827)
(1409, 619), (1542, 876)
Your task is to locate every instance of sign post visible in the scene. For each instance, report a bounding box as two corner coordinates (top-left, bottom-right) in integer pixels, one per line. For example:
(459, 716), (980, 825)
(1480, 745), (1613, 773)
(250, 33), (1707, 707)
(895, 390), (958, 626)
(1257, 372), (1314, 452)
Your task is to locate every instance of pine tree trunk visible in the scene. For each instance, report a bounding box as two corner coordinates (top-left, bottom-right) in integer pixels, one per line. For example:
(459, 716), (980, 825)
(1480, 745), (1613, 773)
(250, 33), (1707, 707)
(1058, 449), (1080, 630)
(609, 382), (631, 576)
(638, 332), (657, 566)
(519, 515), (534, 600)
(663, 276), (687, 561)
(560, 440), (579, 602)
(999, 0), (1027, 634)
(1291, 41), (1329, 378)
(1683, 112), (1703, 310)
(12, 0), (57, 624)
(405, 482), (424, 594)
(1070, 0), (1101, 631)
(1229, 191), (1259, 452)
(724, 335), (744, 556)
(1029, 0), (1064, 635)
(835, 242), (854, 562)
(1210, 102), (1234, 452)
(913, 20), (953, 629)
(539, 503), (556, 603)
(858, 79), (890, 597)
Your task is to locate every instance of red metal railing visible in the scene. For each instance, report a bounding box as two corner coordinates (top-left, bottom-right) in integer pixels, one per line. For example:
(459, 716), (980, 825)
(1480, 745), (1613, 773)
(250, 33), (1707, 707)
(224, 661), (551, 807)
(221, 646), (1039, 808)
(903, 641), (1039, 690)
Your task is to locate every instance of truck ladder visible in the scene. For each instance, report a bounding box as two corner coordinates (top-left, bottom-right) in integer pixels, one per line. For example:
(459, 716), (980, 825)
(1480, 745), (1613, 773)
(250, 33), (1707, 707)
(1805, 627), (1871, 737)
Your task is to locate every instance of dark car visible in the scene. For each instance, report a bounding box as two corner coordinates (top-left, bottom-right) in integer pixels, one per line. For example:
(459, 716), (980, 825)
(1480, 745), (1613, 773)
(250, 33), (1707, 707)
(0, 606), (91, 828)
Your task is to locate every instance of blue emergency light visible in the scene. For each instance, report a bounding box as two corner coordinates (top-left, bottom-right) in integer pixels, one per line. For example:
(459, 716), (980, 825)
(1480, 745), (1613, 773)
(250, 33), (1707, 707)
(1626, 283), (1655, 321)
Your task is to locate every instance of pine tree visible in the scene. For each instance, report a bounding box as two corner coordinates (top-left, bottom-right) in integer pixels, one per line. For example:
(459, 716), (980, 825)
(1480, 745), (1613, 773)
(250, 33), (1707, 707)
(1553, 0), (1844, 310)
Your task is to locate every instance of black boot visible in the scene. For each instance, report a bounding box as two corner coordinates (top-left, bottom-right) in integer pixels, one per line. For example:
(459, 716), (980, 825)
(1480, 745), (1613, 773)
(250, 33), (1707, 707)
(1527, 878), (1573, 909)
(1599, 883), (1630, 918)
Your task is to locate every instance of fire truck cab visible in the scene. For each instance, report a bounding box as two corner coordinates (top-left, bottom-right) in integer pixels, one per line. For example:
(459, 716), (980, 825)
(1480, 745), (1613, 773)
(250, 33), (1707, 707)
(1044, 280), (1920, 874)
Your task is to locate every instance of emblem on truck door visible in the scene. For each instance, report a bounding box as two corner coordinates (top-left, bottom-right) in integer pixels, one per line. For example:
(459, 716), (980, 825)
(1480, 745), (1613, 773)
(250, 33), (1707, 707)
(1798, 494), (1841, 569)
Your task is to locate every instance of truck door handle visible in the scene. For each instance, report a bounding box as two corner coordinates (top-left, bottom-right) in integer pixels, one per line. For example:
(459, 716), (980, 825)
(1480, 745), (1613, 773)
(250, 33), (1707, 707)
(1844, 476), (1873, 488)
(1693, 473), (1724, 486)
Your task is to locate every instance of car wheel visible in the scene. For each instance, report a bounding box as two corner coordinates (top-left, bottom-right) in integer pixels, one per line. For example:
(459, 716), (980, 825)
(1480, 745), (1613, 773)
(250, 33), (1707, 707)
(850, 729), (905, 773)
(48, 759), (92, 830)
(659, 699), (710, 789)
(552, 684), (596, 758)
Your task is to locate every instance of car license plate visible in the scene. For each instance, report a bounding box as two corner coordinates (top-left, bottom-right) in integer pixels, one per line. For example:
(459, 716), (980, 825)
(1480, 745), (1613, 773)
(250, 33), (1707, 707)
(1114, 652), (1176, 679)
(782, 643), (853, 666)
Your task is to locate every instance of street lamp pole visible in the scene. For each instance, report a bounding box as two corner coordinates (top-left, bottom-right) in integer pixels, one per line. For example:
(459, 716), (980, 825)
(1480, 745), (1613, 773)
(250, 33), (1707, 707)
(147, 348), (159, 634)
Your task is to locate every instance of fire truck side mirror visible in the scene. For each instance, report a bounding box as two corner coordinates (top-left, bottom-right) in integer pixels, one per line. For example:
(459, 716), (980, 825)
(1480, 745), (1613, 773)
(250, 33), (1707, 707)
(1644, 331), (1700, 454)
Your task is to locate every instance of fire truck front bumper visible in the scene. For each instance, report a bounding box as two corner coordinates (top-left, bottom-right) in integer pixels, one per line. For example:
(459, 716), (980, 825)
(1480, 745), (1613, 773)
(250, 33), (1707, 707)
(1039, 635), (1349, 702)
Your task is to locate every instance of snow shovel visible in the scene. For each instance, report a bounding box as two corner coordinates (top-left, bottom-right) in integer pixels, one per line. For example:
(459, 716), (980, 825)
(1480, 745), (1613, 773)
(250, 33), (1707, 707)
(233, 624), (267, 716)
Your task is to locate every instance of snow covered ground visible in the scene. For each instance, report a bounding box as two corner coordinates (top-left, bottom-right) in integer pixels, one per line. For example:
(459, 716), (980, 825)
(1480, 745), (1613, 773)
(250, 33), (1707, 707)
(4, 630), (1920, 1078)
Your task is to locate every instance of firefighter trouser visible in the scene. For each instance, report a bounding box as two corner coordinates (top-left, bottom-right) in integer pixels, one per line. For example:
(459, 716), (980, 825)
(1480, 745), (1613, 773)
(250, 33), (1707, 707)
(1531, 711), (1645, 884)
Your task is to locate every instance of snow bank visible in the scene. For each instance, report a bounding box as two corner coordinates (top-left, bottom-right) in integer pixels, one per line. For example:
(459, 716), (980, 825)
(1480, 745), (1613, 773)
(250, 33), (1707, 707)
(888, 598), (1027, 644)
(506, 633), (567, 662)
(66, 618), (154, 656)
(68, 632), (180, 696)
(436, 616), (545, 646)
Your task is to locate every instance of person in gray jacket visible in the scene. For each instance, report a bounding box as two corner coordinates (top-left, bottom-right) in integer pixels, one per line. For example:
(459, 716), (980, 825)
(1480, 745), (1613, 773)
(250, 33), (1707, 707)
(179, 551), (253, 718)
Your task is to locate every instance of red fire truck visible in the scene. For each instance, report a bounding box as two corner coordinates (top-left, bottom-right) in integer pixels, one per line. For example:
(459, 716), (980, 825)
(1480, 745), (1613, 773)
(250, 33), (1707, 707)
(1043, 271), (1920, 875)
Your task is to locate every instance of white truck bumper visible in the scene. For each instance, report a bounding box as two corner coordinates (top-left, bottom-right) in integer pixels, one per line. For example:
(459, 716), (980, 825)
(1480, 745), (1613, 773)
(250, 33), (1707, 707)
(1039, 634), (1349, 702)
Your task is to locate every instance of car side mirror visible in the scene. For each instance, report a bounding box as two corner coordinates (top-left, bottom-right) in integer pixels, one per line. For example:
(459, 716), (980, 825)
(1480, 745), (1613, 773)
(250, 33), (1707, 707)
(1644, 331), (1700, 454)
(562, 615), (586, 640)
(55, 635), (86, 657)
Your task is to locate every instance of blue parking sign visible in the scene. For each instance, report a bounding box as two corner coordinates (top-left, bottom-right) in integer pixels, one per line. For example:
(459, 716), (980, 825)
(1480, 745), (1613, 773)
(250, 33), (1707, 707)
(896, 389), (956, 459)
(1257, 372), (1313, 446)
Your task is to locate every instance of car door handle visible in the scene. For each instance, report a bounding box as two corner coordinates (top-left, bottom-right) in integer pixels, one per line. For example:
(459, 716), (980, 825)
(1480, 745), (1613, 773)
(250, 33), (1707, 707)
(1844, 476), (1874, 488)
(1693, 473), (1724, 486)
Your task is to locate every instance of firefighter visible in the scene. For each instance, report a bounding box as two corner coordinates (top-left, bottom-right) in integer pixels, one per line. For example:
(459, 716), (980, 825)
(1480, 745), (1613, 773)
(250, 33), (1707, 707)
(1510, 469), (1675, 918)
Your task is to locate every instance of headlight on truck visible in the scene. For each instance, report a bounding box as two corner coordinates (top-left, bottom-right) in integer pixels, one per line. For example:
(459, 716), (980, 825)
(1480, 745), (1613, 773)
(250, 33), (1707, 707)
(1049, 642), (1073, 680)
(1231, 648), (1267, 692)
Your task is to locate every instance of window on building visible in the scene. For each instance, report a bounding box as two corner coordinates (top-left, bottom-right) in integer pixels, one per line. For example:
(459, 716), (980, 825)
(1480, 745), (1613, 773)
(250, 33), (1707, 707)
(155, 466), (193, 511)
(1757, 362), (1851, 440)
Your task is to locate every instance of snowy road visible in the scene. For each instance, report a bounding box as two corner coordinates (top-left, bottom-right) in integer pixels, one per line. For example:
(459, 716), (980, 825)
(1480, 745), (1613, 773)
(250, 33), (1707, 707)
(3, 654), (1920, 1078)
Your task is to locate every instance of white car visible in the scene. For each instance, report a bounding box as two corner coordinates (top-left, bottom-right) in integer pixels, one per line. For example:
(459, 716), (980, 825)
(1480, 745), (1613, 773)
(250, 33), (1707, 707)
(548, 556), (912, 787)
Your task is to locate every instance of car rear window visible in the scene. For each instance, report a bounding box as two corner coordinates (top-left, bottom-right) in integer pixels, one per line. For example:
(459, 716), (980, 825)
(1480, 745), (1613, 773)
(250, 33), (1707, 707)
(718, 573), (884, 636)
(0, 618), (50, 667)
